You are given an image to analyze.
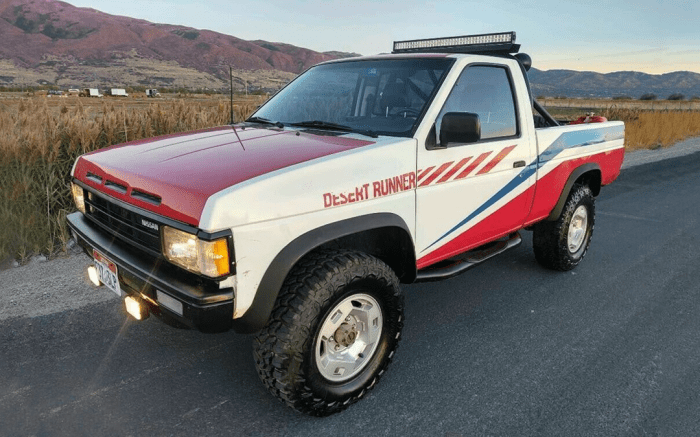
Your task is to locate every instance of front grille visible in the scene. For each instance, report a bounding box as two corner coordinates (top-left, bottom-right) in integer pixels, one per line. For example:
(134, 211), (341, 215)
(85, 191), (162, 256)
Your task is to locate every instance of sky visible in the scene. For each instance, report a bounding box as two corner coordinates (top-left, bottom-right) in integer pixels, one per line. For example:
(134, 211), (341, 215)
(67, 0), (700, 74)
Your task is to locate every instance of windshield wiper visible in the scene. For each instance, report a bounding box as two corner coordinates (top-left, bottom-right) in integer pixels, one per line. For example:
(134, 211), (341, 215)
(246, 116), (284, 128)
(289, 120), (378, 138)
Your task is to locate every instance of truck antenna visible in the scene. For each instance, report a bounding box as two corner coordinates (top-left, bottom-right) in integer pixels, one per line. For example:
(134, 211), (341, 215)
(229, 66), (234, 125)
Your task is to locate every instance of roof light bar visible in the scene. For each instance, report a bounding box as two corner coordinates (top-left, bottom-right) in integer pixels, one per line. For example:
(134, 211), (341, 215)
(393, 31), (519, 54)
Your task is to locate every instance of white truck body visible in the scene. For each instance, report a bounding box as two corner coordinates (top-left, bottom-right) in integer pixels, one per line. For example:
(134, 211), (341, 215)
(66, 31), (626, 415)
(199, 55), (624, 317)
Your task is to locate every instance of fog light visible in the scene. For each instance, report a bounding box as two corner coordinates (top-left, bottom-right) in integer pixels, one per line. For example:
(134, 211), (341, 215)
(87, 265), (100, 286)
(125, 296), (149, 321)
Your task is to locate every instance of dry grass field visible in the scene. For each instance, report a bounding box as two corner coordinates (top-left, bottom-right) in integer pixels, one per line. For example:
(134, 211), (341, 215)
(0, 94), (263, 264)
(600, 108), (700, 150)
(543, 100), (700, 151)
(0, 95), (699, 263)
(541, 98), (700, 112)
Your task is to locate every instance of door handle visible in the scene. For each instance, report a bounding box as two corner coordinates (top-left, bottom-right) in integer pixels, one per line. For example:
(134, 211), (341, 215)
(513, 160), (526, 168)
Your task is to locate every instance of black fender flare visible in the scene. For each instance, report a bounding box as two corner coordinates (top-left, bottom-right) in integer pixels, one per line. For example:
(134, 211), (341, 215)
(546, 163), (601, 221)
(230, 213), (415, 333)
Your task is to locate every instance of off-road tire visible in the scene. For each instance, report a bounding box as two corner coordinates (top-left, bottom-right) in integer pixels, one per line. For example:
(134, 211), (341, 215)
(253, 249), (403, 416)
(533, 184), (595, 271)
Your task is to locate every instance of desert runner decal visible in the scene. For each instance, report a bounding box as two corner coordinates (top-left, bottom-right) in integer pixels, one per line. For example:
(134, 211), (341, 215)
(322, 145), (520, 208)
(323, 171), (416, 208)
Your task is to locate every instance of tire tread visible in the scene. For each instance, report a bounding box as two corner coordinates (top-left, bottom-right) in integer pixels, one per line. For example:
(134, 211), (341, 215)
(253, 249), (403, 416)
(533, 184), (595, 271)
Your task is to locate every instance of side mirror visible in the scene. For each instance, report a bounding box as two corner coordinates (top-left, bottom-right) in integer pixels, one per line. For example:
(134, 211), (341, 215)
(440, 112), (481, 147)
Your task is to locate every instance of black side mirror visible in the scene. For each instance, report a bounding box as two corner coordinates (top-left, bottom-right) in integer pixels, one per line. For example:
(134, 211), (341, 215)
(440, 112), (481, 147)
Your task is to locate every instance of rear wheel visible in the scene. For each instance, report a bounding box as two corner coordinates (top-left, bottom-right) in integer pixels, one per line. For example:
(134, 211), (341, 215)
(253, 250), (403, 416)
(533, 184), (595, 271)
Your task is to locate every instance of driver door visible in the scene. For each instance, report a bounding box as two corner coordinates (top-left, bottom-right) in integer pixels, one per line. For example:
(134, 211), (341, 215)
(415, 64), (536, 268)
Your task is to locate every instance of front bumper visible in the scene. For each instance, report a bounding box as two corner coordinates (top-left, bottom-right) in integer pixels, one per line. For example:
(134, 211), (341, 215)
(67, 212), (234, 332)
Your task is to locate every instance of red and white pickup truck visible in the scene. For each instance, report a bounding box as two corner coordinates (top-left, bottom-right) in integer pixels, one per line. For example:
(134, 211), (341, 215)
(67, 32), (625, 415)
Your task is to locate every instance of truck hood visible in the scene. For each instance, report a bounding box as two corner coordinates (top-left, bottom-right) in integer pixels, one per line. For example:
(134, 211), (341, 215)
(73, 126), (375, 226)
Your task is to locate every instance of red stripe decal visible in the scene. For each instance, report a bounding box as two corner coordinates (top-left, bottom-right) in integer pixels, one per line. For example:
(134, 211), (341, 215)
(420, 161), (454, 187)
(417, 166), (435, 182)
(476, 145), (516, 175)
(417, 185), (535, 269)
(455, 152), (491, 180)
(437, 157), (472, 184)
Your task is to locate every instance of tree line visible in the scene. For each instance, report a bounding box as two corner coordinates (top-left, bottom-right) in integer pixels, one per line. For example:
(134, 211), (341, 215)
(613, 93), (699, 101)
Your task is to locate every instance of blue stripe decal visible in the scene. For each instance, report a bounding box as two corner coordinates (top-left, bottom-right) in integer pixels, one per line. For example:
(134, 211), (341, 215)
(422, 124), (624, 253)
(538, 125), (624, 164)
(423, 163), (536, 251)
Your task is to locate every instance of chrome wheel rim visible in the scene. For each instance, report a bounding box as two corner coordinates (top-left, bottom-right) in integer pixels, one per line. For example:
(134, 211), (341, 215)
(568, 205), (588, 253)
(315, 293), (383, 382)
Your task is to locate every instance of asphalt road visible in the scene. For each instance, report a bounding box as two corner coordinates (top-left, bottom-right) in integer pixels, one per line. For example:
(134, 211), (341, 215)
(2, 152), (700, 436)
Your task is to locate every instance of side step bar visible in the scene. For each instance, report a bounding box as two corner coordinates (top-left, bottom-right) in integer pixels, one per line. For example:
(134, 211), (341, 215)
(415, 232), (522, 282)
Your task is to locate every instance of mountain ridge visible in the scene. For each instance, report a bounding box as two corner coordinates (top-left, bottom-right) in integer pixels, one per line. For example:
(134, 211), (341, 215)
(528, 67), (700, 99)
(0, 0), (699, 98)
(0, 0), (358, 90)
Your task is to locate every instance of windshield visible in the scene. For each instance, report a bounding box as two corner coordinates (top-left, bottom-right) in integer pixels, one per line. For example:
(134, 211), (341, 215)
(251, 58), (454, 137)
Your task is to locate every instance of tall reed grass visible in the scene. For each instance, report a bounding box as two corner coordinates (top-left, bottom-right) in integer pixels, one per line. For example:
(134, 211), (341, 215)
(1, 100), (698, 264)
(0, 98), (258, 264)
(602, 108), (700, 150)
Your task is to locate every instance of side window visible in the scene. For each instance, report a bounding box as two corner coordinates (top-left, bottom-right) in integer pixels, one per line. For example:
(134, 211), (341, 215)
(436, 65), (518, 142)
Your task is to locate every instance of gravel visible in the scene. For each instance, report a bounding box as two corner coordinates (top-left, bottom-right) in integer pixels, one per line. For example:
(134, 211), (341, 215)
(0, 251), (117, 321)
(622, 135), (700, 169)
(2, 135), (700, 321)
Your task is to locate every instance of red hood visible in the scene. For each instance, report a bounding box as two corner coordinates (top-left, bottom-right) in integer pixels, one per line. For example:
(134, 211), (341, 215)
(74, 126), (374, 226)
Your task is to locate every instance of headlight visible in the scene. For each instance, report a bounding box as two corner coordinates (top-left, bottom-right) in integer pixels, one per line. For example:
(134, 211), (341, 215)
(71, 182), (85, 214)
(162, 226), (230, 277)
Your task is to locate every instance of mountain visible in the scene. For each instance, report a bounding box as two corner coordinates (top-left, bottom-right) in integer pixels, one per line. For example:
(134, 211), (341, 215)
(1, 0), (698, 97)
(528, 68), (700, 99)
(0, 0), (358, 90)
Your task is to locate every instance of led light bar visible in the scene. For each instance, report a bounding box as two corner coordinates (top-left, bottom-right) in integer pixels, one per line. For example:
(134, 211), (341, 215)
(393, 31), (519, 54)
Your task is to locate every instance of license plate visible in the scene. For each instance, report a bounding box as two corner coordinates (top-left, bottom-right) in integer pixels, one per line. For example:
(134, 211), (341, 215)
(93, 249), (122, 297)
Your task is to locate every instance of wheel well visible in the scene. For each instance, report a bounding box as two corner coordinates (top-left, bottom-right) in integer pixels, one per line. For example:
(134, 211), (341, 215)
(231, 213), (415, 334)
(546, 164), (601, 221)
(575, 169), (601, 196)
(317, 226), (417, 283)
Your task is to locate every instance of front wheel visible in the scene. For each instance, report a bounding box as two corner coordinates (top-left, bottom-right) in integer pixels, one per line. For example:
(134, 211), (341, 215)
(533, 184), (595, 271)
(253, 250), (403, 416)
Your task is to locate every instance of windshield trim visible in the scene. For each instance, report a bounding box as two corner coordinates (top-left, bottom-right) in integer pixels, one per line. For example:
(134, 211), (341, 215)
(249, 57), (457, 139)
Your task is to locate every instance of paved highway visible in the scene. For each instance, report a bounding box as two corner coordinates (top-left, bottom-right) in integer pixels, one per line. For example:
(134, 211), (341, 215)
(2, 152), (700, 436)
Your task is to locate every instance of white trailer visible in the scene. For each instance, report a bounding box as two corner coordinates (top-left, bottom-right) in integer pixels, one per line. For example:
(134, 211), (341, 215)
(81, 88), (103, 98)
(110, 88), (129, 97)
